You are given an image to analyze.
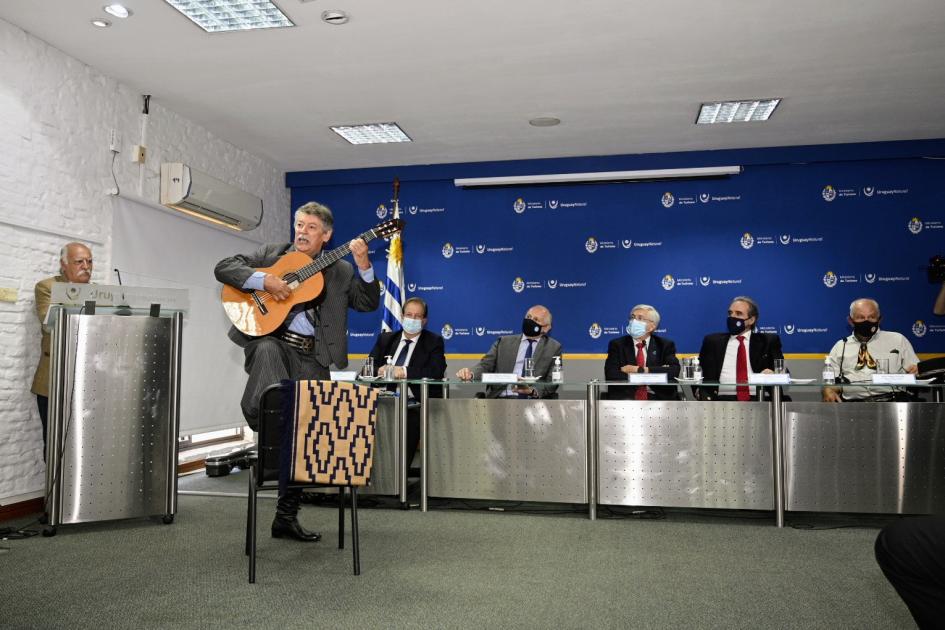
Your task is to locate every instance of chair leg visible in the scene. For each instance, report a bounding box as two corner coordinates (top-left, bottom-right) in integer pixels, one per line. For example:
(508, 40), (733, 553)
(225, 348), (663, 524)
(351, 485), (360, 576)
(338, 486), (345, 549)
(249, 463), (257, 584)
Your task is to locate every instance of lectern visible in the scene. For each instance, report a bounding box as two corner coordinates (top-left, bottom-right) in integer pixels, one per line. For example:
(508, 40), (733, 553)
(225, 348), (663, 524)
(43, 284), (185, 535)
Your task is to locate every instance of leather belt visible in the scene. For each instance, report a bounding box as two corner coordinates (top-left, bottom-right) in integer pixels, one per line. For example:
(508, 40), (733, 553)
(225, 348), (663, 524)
(276, 329), (314, 353)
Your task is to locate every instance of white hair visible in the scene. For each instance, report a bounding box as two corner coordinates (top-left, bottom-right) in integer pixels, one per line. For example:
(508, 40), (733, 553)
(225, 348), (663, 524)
(850, 298), (881, 318)
(630, 304), (660, 327)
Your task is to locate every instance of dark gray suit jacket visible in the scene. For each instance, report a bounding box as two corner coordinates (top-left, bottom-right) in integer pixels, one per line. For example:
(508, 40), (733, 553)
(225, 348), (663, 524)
(214, 242), (380, 369)
(471, 334), (563, 398)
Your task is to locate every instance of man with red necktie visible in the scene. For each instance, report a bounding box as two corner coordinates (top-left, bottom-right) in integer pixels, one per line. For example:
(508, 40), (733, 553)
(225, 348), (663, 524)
(604, 304), (680, 400)
(696, 296), (784, 401)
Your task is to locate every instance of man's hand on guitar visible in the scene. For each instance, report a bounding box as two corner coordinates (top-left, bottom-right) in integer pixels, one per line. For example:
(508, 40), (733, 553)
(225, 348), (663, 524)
(263, 274), (291, 301)
(350, 238), (371, 270)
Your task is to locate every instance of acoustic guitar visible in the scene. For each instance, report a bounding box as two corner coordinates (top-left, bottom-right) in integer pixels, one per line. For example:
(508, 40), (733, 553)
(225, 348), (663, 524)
(221, 219), (404, 336)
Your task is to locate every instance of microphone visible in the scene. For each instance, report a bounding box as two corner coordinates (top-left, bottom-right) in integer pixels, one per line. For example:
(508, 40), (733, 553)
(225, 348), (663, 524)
(112, 268), (132, 316)
(891, 349), (901, 373)
(836, 337), (850, 384)
(113, 268), (123, 286)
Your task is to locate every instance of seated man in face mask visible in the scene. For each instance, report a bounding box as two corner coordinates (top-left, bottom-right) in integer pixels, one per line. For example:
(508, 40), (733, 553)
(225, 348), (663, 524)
(455, 304), (562, 398)
(823, 298), (919, 402)
(604, 304), (680, 400)
(696, 296), (784, 401)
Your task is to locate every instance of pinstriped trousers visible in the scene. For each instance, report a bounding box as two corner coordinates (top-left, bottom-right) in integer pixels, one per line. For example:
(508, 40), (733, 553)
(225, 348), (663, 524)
(240, 337), (329, 429)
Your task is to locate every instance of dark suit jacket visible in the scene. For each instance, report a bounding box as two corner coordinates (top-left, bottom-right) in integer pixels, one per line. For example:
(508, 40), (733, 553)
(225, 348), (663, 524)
(472, 334), (563, 398)
(696, 331), (784, 400)
(214, 242), (380, 369)
(604, 334), (681, 400)
(367, 329), (447, 399)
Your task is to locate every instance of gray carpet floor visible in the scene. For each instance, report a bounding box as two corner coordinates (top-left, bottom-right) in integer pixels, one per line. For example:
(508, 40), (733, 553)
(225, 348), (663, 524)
(1, 471), (915, 629)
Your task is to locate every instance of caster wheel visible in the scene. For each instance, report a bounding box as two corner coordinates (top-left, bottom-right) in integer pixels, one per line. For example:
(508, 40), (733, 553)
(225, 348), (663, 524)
(162, 515), (174, 525)
(42, 527), (57, 537)
(38, 513), (48, 525)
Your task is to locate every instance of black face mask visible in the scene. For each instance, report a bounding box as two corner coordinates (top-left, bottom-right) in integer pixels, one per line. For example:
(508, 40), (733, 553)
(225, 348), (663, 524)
(852, 320), (879, 340)
(522, 318), (543, 337)
(726, 316), (748, 336)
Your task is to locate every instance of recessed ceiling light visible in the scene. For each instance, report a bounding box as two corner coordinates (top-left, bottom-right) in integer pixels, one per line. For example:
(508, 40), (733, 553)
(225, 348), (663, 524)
(91, 18), (112, 27)
(163, 0), (294, 33)
(103, 4), (132, 18)
(697, 99), (781, 124)
(330, 123), (412, 145)
(529, 117), (560, 127)
(321, 10), (349, 25)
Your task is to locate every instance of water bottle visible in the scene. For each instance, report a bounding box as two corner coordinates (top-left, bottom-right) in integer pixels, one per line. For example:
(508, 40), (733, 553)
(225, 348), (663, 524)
(551, 356), (563, 383)
(822, 357), (835, 383)
(692, 357), (702, 382)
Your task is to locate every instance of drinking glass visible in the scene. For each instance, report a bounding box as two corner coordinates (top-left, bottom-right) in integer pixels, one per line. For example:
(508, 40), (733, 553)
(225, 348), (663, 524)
(361, 357), (375, 378)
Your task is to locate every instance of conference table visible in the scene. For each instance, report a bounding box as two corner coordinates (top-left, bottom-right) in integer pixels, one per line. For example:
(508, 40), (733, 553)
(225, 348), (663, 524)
(363, 379), (945, 528)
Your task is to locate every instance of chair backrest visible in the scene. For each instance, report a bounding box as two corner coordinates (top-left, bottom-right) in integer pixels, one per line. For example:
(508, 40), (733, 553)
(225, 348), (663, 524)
(256, 384), (287, 485)
(284, 380), (380, 487)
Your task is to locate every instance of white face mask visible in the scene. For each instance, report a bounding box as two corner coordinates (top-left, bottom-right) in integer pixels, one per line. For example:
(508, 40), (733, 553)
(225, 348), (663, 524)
(629, 319), (648, 339)
(402, 317), (423, 335)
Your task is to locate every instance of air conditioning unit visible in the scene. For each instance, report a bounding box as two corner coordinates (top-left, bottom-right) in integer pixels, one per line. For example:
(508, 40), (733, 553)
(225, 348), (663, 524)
(160, 163), (263, 231)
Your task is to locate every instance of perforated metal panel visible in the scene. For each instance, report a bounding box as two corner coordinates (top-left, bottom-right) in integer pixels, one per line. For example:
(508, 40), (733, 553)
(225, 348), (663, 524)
(598, 401), (774, 509)
(427, 399), (587, 503)
(55, 314), (176, 524)
(784, 402), (945, 514)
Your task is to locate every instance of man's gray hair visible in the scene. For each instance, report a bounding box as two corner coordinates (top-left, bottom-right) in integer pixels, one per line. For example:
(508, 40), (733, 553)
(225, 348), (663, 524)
(731, 295), (760, 321)
(295, 201), (333, 231)
(850, 298), (881, 318)
(528, 304), (552, 325)
(630, 304), (660, 327)
(59, 242), (90, 264)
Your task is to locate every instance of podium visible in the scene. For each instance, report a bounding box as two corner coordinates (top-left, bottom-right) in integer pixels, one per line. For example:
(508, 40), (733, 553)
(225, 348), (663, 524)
(44, 284), (186, 534)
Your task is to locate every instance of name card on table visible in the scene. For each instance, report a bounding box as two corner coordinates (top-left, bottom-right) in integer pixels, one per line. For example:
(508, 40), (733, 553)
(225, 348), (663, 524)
(748, 373), (791, 385)
(330, 371), (357, 382)
(628, 373), (668, 384)
(871, 374), (916, 385)
(483, 373), (520, 384)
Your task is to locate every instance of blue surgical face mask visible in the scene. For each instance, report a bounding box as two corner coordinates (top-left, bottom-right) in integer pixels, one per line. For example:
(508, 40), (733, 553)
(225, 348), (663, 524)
(629, 319), (648, 339)
(402, 317), (423, 335)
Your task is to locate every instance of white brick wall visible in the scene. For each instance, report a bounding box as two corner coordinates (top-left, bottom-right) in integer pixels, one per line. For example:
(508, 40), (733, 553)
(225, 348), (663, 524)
(0, 18), (290, 503)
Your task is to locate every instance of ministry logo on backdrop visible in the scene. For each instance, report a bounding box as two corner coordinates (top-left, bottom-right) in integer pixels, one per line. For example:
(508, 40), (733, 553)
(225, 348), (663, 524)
(780, 234), (791, 245)
(408, 205), (419, 215)
(913, 320), (927, 338)
(700, 193), (710, 203)
(865, 273), (877, 284)
(621, 239), (632, 249)
(475, 327), (486, 336)
(661, 192), (675, 208)
(661, 274), (676, 291)
(442, 243), (455, 259)
(740, 232), (755, 249)
(476, 244), (486, 254)
(407, 283), (417, 292)
(548, 200), (559, 209)
(783, 324), (795, 335)
(823, 271), (838, 288)
(513, 198), (526, 214)
(863, 186), (875, 197)
(585, 237), (599, 253)
(376, 204), (388, 219)
(588, 323), (603, 339)
(822, 185), (837, 202)
(908, 217), (923, 234)
(512, 277), (525, 293)
(699, 276), (711, 286)
(547, 279), (558, 289)
(441, 324), (454, 340)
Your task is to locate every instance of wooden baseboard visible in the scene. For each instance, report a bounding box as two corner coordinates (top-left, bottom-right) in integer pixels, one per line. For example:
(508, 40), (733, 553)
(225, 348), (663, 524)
(178, 459), (206, 475)
(0, 497), (44, 523)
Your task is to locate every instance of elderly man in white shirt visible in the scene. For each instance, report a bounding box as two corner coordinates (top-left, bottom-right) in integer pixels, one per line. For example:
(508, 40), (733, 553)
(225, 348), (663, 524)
(823, 298), (919, 402)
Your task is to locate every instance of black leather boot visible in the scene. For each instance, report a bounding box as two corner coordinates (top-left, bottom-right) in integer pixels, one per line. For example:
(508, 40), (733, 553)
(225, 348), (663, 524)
(272, 488), (322, 542)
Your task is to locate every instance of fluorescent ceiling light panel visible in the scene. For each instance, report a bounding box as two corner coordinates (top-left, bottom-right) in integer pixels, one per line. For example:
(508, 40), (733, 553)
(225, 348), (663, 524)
(163, 0), (293, 33)
(455, 166), (742, 187)
(330, 123), (412, 145)
(697, 99), (781, 124)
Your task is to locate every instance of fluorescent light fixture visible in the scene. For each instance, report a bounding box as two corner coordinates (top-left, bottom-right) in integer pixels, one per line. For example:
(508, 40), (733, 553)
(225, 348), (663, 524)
(91, 18), (112, 27)
(697, 99), (781, 124)
(454, 166), (742, 188)
(103, 4), (132, 18)
(163, 0), (294, 33)
(330, 123), (412, 145)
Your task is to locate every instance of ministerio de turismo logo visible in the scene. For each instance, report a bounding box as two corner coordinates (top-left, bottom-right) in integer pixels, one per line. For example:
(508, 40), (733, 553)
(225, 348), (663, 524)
(661, 274), (676, 291)
(822, 185), (837, 202)
(661, 192), (675, 208)
(588, 323), (603, 339)
(913, 320), (927, 338)
(441, 243), (455, 259)
(823, 271), (838, 288)
(585, 237), (599, 253)
(512, 277), (525, 293)
(376, 204), (388, 219)
(740, 232), (755, 249)
(441, 324), (454, 340)
(513, 198), (526, 214)
(908, 217), (923, 234)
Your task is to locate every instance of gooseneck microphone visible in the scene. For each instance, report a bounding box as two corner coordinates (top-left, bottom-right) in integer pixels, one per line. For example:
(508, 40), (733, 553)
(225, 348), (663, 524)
(113, 268), (123, 286)
(836, 337), (850, 384)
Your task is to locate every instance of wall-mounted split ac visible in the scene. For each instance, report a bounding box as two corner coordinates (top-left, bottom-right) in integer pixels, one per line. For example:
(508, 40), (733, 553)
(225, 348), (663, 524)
(160, 162), (263, 231)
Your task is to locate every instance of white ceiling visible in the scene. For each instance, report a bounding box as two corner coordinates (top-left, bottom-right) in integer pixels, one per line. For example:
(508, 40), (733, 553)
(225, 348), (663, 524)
(3, 0), (945, 172)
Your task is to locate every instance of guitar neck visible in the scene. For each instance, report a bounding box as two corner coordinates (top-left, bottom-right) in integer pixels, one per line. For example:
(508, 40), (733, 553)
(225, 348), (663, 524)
(295, 228), (378, 282)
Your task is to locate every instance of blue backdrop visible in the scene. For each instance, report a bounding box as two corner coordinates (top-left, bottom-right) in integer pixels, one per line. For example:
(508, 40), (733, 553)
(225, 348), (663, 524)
(288, 144), (945, 355)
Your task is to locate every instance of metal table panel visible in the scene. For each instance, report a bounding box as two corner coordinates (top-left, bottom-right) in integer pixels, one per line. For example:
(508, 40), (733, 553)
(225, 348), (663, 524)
(784, 402), (945, 514)
(427, 399), (587, 503)
(598, 401), (774, 510)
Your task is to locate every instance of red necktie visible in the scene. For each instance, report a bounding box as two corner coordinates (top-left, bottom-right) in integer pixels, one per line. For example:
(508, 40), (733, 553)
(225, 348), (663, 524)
(635, 341), (648, 400)
(736, 335), (750, 401)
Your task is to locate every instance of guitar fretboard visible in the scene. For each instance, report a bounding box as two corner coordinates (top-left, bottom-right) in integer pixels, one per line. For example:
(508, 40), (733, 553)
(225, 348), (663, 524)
(294, 228), (377, 282)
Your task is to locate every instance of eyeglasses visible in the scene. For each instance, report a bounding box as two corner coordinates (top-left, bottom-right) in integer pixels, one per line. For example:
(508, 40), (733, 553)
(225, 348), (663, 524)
(629, 314), (653, 322)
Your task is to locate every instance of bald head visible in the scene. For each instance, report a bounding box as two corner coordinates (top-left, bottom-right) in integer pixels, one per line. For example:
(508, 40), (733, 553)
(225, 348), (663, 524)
(59, 243), (93, 283)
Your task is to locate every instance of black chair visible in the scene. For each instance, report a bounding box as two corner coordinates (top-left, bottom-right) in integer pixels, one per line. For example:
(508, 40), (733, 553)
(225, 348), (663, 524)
(245, 382), (377, 582)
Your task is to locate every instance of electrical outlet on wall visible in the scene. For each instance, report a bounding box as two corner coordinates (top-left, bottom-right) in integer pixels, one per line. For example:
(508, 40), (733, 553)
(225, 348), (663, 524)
(109, 129), (121, 152)
(131, 145), (146, 163)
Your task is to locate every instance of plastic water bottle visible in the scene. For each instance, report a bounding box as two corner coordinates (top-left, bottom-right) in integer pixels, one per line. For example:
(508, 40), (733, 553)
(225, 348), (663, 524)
(692, 357), (702, 382)
(822, 357), (835, 383)
(551, 356), (563, 383)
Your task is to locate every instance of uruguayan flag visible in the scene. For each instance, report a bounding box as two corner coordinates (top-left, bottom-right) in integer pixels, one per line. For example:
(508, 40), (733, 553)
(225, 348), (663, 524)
(381, 205), (404, 332)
